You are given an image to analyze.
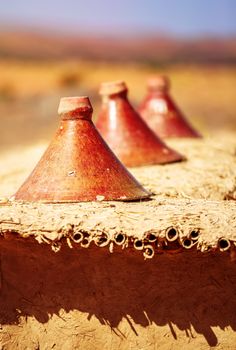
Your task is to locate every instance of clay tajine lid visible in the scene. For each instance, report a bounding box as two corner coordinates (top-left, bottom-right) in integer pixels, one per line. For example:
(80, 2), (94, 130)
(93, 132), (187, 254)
(14, 96), (150, 203)
(138, 75), (201, 138)
(96, 80), (184, 167)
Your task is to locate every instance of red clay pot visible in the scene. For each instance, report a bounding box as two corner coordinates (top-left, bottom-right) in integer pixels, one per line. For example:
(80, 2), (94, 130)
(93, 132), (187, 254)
(96, 81), (184, 167)
(138, 76), (201, 138)
(14, 97), (150, 203)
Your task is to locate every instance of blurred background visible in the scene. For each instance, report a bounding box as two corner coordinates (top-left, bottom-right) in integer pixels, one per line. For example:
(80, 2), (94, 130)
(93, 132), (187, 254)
(0, 0), (236, 154)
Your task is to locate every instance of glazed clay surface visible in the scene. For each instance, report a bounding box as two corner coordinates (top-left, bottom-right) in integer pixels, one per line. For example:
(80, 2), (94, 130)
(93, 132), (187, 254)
(14, 97), (149, 202)
(96, 82), (183, 167)
(139, 76), (201, 138)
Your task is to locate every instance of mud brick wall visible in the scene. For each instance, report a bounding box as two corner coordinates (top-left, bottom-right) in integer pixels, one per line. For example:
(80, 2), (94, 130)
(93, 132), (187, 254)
(0, 239), (236, 350)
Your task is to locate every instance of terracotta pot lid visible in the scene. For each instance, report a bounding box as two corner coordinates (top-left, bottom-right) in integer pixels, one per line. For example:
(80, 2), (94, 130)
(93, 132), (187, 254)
(14, 96), (150, 203)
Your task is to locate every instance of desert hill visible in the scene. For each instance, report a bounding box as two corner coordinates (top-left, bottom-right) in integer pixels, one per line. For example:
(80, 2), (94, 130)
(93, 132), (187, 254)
(0, 29), (236, 63)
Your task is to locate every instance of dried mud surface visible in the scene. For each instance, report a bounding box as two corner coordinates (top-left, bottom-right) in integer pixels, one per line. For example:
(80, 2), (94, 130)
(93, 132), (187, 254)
(0, 198), (236, 254)
(0, 133), (235, 201)
(0, 132), (236, 349)
(0, 241), (236, 350)
(131, 134), (236, 201)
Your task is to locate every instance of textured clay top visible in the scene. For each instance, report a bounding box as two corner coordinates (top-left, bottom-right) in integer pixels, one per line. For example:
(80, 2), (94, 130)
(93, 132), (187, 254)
(147, 75), (170, 92)
(99, 81), (128, 96)
(58, 96), (93, 118)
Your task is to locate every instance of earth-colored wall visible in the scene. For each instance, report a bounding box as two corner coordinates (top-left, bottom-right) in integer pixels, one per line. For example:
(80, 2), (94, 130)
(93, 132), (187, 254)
(0, 239), (236, 349)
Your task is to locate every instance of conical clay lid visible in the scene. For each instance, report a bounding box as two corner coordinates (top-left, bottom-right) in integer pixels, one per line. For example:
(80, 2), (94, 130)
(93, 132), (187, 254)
(139, 75), (201, 138)
(14, 97), (150, 203)
(96, 80), (184, 167)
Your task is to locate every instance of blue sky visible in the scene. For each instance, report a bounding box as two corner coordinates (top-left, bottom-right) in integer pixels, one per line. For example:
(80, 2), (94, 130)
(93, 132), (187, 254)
(1, 0), (236, 37)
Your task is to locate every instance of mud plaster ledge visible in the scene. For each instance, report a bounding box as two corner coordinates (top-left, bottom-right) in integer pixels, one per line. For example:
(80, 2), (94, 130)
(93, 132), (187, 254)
(130, 135), (236, 201)
(0, 134), (236, 349)
(0, 133), (236, 201)
(0, 198), (236, 258)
